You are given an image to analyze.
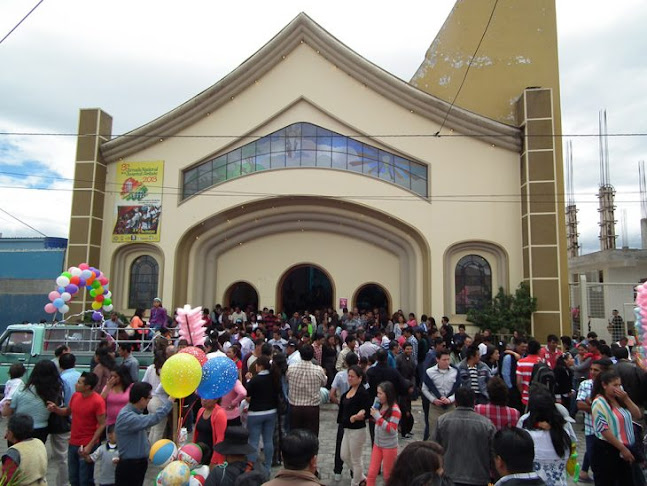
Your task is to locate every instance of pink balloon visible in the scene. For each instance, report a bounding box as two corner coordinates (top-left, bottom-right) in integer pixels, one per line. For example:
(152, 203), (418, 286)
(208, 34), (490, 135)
(79, 263), (89, 270)
(48, 291), (61, 301)
(44, 303), (56, 313)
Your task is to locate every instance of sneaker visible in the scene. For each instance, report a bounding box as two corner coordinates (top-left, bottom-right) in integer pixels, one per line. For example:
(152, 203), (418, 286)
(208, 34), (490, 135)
(334, 474), (342, 482)
(403, 433), (414, 439)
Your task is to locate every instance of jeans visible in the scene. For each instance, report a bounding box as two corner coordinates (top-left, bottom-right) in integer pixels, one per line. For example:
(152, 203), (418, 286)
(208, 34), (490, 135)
(115, 458), (148, 486)
(334, 423), (345, 474)
(49, 431), (70, 486)
(68, 444), (96, 486)
(247, 412), (277, 474)
(421, 396), (430, 440)
(581, 434), (595, 472)
(366, 445), (397, 486)
(340, 427), (366, 486)
(591, 437), (635, 486)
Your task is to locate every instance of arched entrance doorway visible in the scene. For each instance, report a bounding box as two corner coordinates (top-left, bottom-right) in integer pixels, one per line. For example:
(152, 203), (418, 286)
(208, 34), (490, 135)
(279, 264), (333, 316)
(354, 284), (390, 315)
(224, 281), (259, 311)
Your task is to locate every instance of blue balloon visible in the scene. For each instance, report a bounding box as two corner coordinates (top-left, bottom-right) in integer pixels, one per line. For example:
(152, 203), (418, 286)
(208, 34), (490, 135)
(53, 298), (64, 308)
(196, 356), (238, 399)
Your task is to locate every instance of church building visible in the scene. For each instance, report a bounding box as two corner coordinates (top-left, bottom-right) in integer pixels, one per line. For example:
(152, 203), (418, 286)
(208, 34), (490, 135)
(65, 0), (569, 337)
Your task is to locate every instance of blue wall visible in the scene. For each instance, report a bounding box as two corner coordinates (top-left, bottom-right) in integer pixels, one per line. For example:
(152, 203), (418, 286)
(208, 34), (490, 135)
(0, 237), (67, 330)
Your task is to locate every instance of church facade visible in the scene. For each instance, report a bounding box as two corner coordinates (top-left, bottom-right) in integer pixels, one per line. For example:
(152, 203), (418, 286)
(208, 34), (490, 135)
(65, 1), (568, 337)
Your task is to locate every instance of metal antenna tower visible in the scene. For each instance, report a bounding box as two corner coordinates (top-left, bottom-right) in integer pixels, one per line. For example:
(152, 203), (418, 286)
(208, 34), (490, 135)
(565, 140), (580, 256)
(597, 109), (616, 250)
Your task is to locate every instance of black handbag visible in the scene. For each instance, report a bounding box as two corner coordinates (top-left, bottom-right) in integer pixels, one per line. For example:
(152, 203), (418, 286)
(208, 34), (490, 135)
(47, 391), (70, 434)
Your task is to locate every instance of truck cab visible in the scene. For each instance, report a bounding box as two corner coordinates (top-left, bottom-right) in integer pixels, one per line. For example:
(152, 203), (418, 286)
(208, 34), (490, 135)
(0, 324), (156, 389)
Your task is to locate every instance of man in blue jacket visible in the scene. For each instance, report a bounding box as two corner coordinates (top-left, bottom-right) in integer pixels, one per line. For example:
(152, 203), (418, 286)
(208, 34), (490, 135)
(115, 382), (174, 486)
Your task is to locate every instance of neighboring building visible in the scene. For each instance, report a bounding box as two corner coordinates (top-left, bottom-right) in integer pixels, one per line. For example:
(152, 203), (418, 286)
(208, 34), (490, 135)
(0, 237), (67, 330)
(569, 249), (647, 341)
(64, 2), (569, 339)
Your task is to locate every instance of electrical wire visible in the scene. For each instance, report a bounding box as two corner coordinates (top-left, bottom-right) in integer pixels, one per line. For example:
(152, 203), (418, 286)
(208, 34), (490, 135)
(436, 0), (499, 135)
(0, 0), (45, 46)
(0, 206), (47, 237)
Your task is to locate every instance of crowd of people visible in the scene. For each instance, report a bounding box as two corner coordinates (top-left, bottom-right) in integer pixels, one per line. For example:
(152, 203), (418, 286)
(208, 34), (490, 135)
(2, 300), (647, 486)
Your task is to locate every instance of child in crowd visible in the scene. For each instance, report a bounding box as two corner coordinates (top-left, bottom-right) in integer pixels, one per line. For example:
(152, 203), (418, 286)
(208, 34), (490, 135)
(0, 363), (26, 414)
(87, 424), (119, 486)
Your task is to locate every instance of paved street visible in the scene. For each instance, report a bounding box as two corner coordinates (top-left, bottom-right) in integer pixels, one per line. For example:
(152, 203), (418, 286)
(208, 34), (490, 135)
(0, 399), (592, 485)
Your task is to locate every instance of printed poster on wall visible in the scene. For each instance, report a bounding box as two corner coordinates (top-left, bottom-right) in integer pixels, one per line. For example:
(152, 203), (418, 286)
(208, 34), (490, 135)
(112, 161), (164, 243)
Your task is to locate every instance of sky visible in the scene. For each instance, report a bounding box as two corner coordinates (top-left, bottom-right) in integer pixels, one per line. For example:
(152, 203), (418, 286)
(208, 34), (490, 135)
(0, 0), (646, 255)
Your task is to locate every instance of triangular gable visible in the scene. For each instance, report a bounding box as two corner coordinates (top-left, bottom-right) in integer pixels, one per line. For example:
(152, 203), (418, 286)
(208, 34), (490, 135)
(101, 13), (521, 163)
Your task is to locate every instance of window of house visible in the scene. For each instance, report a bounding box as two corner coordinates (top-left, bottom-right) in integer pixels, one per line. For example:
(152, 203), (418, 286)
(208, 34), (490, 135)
(128, 256), (159, 310)
(455, 255), (492, 314)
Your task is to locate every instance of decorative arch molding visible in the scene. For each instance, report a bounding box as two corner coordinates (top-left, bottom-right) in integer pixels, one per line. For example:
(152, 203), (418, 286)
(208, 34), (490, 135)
(352, 282), (392, 316)
(223, 280), (260, 310)
(276, 263), (335, 314)
(110, 243), (165, 313)
(443, 240), (509, 317)
(173, 196), (431, 314)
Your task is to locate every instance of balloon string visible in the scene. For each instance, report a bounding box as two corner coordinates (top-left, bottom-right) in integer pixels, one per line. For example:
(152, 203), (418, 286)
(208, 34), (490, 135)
(177, 397), (184, 444)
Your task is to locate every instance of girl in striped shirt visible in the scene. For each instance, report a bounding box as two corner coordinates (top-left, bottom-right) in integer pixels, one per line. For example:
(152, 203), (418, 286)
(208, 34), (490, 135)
(591, 369), (642, 486)
(366, 381), (401, 486)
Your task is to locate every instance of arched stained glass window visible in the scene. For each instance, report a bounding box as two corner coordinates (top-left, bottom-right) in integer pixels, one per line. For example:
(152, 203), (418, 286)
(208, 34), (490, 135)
(455, 255), (492, 314)
(182, 122), (429, 199)
(128, 255), (159, 309)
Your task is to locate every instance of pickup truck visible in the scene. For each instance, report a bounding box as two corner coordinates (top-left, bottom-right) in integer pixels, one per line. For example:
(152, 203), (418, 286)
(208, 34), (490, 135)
(0, 323), (156, 390)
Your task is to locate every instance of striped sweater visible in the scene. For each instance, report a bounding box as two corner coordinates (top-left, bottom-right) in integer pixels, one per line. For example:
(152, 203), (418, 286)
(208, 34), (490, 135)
(374, 403), (401, 449)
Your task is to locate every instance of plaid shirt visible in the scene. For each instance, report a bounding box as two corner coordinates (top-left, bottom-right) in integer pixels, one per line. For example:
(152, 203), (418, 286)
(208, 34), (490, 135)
(475, 403), (520, 430)
(577, 379), (594, 435)
(286, 360), (327, 406)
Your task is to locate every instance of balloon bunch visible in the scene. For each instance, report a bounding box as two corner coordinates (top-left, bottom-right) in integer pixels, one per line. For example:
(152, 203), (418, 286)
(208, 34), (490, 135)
(176, 305), (207, 347)
(44, 263), (112, 318)
(633, 282), (647, 359)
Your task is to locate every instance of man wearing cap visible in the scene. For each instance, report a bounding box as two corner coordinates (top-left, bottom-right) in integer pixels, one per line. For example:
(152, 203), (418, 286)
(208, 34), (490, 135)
(149, 298), (168, 330)
(263, 429), (324, 486)
(205, 426), (263, 486)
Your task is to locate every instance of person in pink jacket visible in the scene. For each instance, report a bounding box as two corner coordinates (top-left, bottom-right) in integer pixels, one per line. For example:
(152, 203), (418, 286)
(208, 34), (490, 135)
(220, 380), (247, 427)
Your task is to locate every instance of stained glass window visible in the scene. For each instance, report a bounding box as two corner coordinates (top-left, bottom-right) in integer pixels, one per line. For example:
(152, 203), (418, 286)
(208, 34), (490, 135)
(182, 122), (429, 199)
(455, 255), (492, 314)
(128, 255), (159, 310)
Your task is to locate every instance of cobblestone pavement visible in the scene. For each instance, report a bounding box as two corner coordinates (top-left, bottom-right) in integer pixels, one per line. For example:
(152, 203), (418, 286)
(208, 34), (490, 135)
(0, 400), (590, 485)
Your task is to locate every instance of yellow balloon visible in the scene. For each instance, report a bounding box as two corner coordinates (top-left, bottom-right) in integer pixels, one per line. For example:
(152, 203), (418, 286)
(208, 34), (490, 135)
(91, 300), (102, 310)
(160, 353), (202, 398)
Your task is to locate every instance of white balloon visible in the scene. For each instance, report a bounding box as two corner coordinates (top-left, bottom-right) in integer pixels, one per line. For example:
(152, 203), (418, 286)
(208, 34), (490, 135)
(61, 292), (72, 302)
(105, 291), (112, 298)
(56, 276), (70, 287)
(60, 304), (70, 314)
(103, 304), (114, 312)
(69, 267), (82, 277)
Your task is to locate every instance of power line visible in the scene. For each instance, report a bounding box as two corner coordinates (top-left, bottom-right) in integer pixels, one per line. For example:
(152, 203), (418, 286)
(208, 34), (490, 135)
(436, 0), (499, 135)
(0, 0), (45, 46)
(0, 207), (47, 237)
(1, 131), (647, 139)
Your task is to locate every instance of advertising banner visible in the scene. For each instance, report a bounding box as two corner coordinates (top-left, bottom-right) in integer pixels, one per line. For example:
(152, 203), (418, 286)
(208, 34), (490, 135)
(112, 161), (164, 243)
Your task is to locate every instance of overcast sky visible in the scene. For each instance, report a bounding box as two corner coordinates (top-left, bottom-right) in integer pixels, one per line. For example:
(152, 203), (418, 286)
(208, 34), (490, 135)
(1, 0), (646, 255)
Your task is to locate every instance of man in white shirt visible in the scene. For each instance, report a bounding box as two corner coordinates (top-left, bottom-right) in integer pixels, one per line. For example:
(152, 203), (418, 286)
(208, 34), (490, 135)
(422, 350), (460, 438)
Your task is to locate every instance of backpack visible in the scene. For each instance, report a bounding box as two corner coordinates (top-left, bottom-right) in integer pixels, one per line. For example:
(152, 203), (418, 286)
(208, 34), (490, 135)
(530, 361), (556, 394)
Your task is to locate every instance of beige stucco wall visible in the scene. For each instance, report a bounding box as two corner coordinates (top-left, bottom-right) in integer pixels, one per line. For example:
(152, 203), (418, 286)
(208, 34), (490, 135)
(101, 42), (523, 318)
(214, 231), (400, 311)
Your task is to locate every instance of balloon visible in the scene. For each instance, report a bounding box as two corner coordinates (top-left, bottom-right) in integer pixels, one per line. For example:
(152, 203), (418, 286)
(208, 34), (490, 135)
(80, 270), (92, 279)
(150, 439), (178, 467)
(95, 295), (105, 302)
(70, 276), (80, 285)
(105, 291), (112, 298)
(99, 277), (108, 286)
(57, 286), (65, 294)
(44, 303), (56, 313)
(64, 284), (78, 294)
(103, 304), (114, 312)
(91, 301), (102, 310)
(103, 297), (112, 306)
(48, 291), (61, 301)
(178, 443), (202, 468)
(158, 461), (190, 486)
(61, 292), (72, 302)
(89, 289), (98, 298)
(70, 267), (82, 277)
(60, 304), (69, 314)
(56, 275), (70, 287)
(79, 263), (90, 270)
(79, 278), (86, 287)
(179, 346), (208, 366)
(161, 353), (202, 398)
(53, 298), (64, 308)
(86, 275), (95, 285)
(61, 272), (72, 279)
(91, 280), (101, 289)
(92, 311), (103, 321)
(196, 356), (237, 399)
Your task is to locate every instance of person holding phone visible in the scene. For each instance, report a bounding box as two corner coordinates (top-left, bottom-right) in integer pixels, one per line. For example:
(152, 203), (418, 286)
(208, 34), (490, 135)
(366, 381), (401, 486)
